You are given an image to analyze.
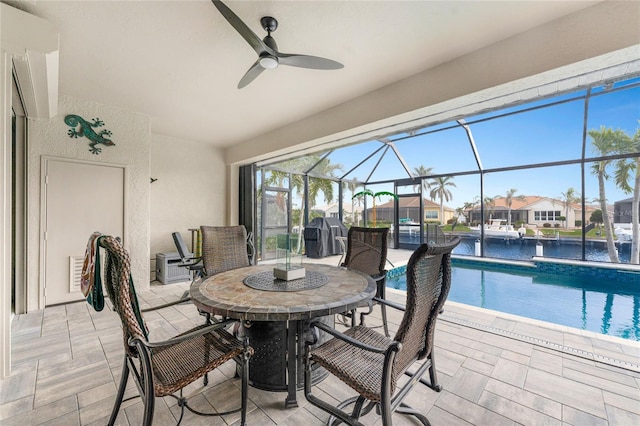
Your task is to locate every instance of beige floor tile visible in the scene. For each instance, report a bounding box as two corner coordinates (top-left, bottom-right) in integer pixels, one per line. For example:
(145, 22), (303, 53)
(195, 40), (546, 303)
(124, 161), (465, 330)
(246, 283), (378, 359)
(478, 390), (562, 426)
(0, 368), (36, 404)
(530, 348), (563, 375)
(491, 357), (529, 388)
(562, 365), (639, 400)
(602, 390), (640, 415)
(561, 405), (608, 426)
(604, 403), (640, 425)
(34, 360), (113, 409)
(485, 378), (562, 420)
(3, 273), (638, 426)
(425, 405), (475, 426)
(436, 390), (514, 426)
(461, 357), (495, 376)
(0, 395), (33, 421)
(524, 368), (606, 418)
(446, 368), (490, 403)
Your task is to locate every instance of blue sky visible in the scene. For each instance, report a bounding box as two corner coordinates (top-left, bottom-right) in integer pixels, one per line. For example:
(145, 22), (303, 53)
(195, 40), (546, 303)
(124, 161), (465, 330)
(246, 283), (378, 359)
(319, 80), (640, 210)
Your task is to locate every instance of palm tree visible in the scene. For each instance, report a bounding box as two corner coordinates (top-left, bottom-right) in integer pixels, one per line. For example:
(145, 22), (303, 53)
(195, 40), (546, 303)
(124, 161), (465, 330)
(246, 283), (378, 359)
(483, 196), (496, 222)
(308, 158), (343, 209)
(589, 126), (628, 263)
(352, 189), (398, 227)
(504, 188), (526, 227)
(346, 178), (363, 225)
(429, 176), (456, 225)
(560, 187), (580, 229)
(265, 156), (343, 251)
(461, 201), (475, 225)
(613, 125), (639, 264)
(412, 165), (434, 194)
(263, 169), (302, 218)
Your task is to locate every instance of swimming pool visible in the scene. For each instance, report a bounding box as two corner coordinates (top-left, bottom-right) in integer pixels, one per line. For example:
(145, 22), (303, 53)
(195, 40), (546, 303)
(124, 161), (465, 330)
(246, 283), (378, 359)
(386, 258), (640, 341)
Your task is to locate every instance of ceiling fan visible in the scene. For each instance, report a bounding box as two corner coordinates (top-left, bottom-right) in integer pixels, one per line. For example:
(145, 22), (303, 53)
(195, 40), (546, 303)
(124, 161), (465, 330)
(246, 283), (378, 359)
(212, 0), (344, 89)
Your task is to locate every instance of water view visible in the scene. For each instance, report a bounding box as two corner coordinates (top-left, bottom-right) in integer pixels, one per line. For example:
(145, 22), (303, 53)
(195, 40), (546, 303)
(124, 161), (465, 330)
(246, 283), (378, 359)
(453, 236), (632, 263)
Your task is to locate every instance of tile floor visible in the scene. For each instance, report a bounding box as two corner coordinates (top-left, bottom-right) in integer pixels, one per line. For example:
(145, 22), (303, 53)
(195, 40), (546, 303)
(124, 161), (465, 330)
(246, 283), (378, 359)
(2, 252), (639, 425)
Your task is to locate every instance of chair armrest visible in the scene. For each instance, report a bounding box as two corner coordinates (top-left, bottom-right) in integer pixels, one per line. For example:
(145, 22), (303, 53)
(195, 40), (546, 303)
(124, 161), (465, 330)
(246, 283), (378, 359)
(374, 296), (405, 312)
(135, 318), (238, 349)
(308, 320), (393, 355)
(371, 273), (385, 283)
(177, 257), (202, 267)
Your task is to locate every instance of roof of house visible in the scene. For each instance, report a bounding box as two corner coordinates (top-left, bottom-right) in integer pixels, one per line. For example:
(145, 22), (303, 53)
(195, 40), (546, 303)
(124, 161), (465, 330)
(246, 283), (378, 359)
(472, 195), (600, 212)
(313, 202), (363, 213)
(374, 197), (454, 212)
(614, 197), (634, 204)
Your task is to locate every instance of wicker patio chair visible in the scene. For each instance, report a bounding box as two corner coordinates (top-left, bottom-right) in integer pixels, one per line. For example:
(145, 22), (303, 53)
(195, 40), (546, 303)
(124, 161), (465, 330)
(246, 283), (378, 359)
(304, 237), (460, 426)
(94, 235), (253, 426)
(200, 225), (254, 276)
(341, 226), (390, 336)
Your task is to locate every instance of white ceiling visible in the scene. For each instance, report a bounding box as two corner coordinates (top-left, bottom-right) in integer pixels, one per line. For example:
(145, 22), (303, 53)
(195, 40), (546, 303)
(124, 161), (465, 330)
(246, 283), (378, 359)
(8, 0), (601, 147)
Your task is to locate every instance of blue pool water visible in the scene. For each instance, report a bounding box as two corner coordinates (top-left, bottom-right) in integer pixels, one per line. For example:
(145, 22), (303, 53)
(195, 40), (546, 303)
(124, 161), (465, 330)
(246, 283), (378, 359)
(386, 263), (640, 341)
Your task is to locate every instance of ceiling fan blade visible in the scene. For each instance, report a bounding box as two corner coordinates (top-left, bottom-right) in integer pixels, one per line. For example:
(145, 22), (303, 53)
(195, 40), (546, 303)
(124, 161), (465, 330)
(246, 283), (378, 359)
(211, 0), (274, 56)
(238, 61), (265, 89)
(278, 53), (344, 70)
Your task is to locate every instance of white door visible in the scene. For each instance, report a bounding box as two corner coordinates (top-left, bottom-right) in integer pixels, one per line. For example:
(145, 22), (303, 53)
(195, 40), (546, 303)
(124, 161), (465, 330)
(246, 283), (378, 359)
(43, 159), (124, 305)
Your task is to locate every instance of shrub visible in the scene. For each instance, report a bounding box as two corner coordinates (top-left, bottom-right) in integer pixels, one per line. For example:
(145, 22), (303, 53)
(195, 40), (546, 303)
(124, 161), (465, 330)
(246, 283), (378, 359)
(543, 223), (552, 228)
(575, 220), (582, 227)
(554, 223), (560, 228)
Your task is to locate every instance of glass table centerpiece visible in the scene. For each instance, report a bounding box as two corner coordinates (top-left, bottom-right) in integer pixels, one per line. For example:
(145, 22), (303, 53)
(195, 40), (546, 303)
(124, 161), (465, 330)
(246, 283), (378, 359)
(273, 233), (305, 281)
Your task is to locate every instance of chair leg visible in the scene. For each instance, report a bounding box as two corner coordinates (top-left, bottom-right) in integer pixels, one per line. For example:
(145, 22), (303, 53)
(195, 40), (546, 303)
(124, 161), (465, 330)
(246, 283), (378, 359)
(329, 396), (369, 425)
(378, 279), (389, 337)
(200, 311), (212, 386)
(397, 403), (431, 426)
(241, 340), (250, 426)
(379, 394), (393, 426)
(108, 356), (130, 426)
(380, 303), (389, 337)
(305, 359), (365, 425)
(427, 353), (442, 392)
(134, 343), (156, 426)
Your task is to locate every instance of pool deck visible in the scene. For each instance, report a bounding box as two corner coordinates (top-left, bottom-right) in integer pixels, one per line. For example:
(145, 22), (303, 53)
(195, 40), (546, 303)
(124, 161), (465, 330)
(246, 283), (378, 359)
(2, 248), (639, 425)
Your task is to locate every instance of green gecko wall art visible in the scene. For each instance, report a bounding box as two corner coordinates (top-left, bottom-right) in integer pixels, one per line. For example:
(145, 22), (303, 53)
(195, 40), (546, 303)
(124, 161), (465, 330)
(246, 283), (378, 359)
(64, 114), (115, 154)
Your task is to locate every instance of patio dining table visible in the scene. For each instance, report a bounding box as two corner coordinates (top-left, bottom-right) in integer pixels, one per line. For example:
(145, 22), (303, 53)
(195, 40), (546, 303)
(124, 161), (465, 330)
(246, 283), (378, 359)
(190, 262), (376, 408)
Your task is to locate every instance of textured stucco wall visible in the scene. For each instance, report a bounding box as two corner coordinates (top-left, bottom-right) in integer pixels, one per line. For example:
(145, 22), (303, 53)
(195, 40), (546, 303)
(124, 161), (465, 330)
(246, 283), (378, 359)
(149, 134), (226, 280)
(28, 95), (150, 309)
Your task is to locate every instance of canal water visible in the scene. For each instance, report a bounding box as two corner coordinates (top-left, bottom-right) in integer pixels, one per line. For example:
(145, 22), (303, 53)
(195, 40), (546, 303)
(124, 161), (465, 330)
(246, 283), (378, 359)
(398, 234), (632, 263)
